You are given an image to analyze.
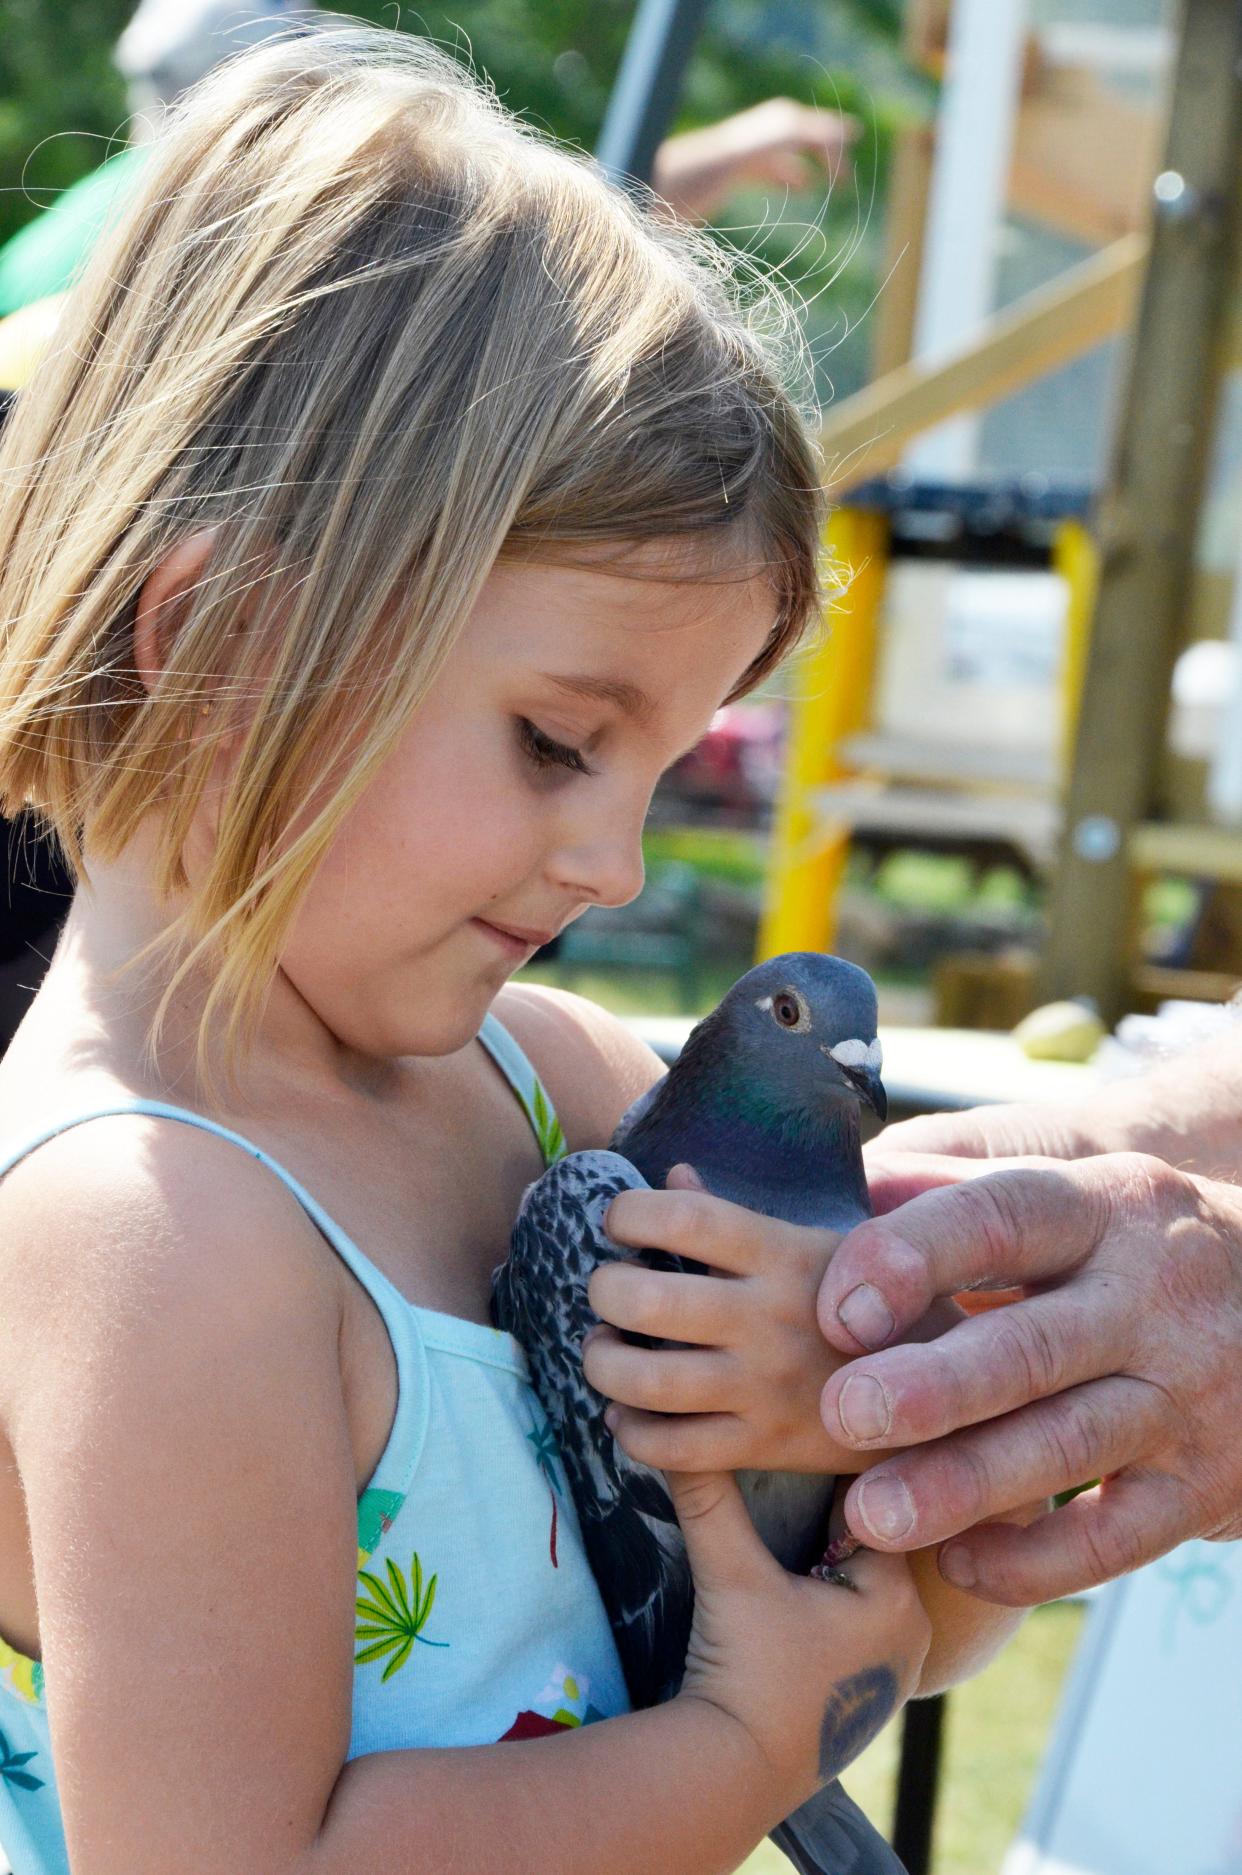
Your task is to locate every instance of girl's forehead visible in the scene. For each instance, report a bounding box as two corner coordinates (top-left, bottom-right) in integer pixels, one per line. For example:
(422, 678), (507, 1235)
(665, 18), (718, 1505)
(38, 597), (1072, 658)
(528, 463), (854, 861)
(478, 550), (778, 663)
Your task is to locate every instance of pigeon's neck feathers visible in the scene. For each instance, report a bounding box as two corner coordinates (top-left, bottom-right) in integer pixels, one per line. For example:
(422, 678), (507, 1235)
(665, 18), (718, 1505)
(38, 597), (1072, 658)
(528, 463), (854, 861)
(616, 1015), (871, 1228)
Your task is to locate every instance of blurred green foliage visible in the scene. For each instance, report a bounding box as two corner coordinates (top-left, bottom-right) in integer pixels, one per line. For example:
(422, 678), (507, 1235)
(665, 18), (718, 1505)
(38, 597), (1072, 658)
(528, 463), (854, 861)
(0, 1), (133, 247)
(0, 0), (930, 400)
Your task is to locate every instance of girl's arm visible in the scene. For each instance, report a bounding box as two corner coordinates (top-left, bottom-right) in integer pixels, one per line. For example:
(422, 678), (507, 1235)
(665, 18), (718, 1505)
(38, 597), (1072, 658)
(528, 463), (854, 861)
(0, 1119), (927, 1875)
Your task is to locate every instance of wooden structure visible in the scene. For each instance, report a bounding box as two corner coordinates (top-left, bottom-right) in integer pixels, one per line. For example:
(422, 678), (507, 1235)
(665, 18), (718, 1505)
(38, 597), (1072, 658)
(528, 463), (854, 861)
(763, 0), (1242, 1026)
(1038, 0), (1242, 1019)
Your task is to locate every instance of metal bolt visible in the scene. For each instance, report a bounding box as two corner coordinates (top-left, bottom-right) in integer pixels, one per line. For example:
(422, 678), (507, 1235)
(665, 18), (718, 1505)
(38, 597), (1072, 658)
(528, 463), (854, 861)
(1073, 815), (1122, 863)
(1153, 170), (1202, 220)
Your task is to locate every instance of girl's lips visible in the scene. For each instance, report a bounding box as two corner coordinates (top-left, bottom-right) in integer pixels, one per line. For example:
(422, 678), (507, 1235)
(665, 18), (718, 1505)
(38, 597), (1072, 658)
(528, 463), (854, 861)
(471, 917), (556, 957)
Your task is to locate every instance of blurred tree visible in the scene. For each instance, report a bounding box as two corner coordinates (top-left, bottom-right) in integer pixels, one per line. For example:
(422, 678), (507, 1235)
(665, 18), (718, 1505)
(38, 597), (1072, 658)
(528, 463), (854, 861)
(0, 0), (931, 398)
(0, 0), (132, 247)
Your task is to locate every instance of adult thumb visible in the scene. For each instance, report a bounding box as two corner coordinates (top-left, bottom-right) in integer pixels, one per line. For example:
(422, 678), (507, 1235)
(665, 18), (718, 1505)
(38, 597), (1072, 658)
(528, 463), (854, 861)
(665, 1470), (769, 1596)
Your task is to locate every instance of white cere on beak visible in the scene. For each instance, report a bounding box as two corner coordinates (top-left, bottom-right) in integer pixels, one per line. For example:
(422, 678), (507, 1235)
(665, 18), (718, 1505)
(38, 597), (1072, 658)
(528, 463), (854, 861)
(827, 1037), (883, 1074)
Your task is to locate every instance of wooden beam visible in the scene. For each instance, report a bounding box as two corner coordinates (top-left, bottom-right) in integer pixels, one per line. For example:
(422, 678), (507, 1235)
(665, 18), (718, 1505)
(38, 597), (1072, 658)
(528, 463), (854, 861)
(1039, 0), (1242, 1019)
(820, 233), (1147, 491)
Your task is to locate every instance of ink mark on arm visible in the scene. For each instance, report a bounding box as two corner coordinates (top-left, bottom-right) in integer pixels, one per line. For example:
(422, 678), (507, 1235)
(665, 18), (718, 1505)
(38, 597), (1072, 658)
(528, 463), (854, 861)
(818, 1666), (899, 1783)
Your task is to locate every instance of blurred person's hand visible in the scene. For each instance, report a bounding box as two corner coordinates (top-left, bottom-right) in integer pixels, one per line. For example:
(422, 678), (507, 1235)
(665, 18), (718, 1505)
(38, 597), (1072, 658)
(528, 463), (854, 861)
(652, 99), (859, 222)
(814, 1147), (1242, 1607)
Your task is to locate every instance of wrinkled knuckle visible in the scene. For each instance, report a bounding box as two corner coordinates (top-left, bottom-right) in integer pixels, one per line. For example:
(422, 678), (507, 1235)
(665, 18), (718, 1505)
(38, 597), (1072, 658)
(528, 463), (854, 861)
(994, 1309), (1064, 1401)
(1113, 1151), (1187, 1217)
(1038, 1397), (1099, 1489)
(941, 1442), (995, 1528)
(1085, 1512), (1146, 1585)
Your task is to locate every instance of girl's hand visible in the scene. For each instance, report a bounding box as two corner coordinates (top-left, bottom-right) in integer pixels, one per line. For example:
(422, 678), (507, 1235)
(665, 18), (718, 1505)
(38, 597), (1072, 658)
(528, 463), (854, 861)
(668, 1470), (931, 1813)
(585, 1178), (856, 1476)
(584, 1174), (961, 1476)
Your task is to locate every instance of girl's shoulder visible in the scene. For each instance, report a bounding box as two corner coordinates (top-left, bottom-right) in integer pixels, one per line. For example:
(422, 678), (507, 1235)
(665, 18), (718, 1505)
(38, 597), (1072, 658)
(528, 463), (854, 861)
(0, 1098), (344, 1416)
(493, 982), (665, 1151)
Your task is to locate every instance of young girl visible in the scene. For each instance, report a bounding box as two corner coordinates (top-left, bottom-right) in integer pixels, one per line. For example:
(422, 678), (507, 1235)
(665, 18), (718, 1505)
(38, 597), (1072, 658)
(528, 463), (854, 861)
(0, 27), (1025, 1874)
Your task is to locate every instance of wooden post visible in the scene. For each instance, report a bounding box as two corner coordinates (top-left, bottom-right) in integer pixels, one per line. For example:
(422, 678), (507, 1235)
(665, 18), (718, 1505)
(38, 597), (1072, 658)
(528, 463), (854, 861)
(1039, 0), (1242, 1019)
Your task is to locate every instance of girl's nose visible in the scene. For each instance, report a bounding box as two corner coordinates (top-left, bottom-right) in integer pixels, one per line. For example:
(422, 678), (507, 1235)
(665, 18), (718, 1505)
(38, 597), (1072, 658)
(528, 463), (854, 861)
(548, 824), (646, 911)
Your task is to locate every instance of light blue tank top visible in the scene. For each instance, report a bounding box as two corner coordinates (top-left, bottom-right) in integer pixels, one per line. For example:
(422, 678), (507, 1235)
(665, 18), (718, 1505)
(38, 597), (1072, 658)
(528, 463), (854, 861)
(0, 1015), (629, 1875)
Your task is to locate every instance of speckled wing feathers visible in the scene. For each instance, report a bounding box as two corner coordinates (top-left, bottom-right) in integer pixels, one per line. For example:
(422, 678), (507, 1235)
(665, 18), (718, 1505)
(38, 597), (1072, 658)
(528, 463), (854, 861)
(492, 1150), (692, 1708)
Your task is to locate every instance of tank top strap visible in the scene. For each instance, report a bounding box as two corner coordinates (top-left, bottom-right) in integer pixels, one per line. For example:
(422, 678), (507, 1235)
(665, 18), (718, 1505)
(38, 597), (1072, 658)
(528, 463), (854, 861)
(0, 1100), (429, 1525)
(478, 1011), (567, 1166)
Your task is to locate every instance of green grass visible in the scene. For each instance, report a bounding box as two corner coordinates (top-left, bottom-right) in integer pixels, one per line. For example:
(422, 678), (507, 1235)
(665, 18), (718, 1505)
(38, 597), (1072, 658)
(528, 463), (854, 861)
(738, 1600), (1085, 1875)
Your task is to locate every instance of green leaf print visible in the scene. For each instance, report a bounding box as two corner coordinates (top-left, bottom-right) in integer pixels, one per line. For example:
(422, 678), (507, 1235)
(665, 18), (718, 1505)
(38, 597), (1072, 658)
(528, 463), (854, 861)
(356, 1552), (449, 1682)
(530, 1080), (567, 1165)
(0, 1729), (44, 1793)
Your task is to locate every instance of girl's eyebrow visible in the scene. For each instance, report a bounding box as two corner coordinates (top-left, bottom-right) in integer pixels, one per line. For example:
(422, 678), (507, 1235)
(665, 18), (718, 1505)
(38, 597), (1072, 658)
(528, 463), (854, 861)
(546, 674), (655, 722)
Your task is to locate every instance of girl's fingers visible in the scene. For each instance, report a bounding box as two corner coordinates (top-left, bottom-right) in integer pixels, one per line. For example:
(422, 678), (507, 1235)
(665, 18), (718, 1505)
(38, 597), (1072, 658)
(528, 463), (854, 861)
(588, 1260), (744, 1346)
(583, 1325), (737, 1414)
(605, 1185), (783, 1276)
(608, 1405), (751, 1473)
(665, 1470), (772, 1594)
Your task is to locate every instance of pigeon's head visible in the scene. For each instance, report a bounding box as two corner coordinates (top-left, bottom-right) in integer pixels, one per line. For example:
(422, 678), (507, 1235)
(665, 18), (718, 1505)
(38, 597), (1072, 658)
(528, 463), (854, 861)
(713, 952), (886, 1123)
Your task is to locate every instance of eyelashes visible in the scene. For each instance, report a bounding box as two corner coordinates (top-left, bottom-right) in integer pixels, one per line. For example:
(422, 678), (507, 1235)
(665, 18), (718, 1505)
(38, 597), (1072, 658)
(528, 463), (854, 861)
(517, 717), (594, 777)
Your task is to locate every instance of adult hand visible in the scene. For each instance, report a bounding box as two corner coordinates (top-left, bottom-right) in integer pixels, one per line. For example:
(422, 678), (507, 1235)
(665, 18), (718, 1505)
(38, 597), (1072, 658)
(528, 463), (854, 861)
(652, 99), (859, 222)
(868, 1099), (1129, 1171)
(816, 1152), (1242, 1605)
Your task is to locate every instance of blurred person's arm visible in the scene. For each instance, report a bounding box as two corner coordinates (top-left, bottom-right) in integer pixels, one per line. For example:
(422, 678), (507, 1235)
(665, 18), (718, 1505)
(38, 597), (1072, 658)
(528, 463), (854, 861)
(652, 99), (858, 222)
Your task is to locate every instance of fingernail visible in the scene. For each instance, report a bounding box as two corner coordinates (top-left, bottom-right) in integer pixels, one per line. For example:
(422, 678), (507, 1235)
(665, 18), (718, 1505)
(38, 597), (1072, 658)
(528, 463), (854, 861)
(838, 1283), (895, 1350)
(941, 1543), (976, 1589)
(603, 1405), (619, 1432)
(838, 1374), (892, 1443)
(856, 1473), (914, 1542)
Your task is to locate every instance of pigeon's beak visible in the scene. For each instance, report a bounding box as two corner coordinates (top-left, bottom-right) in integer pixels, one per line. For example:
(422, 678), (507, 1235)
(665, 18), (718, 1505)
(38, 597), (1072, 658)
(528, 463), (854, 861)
(823, 1039), (888, 1122)
(842, 1063), (888, 1123)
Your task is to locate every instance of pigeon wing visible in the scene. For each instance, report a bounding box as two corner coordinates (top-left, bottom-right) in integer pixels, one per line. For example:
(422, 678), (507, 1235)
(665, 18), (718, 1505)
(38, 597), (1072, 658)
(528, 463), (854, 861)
(492, 1149), (692, 1708)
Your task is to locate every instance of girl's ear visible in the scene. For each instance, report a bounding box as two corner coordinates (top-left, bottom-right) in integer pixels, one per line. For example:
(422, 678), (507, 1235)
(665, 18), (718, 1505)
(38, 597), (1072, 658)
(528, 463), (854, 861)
(132, 528), (221, 696)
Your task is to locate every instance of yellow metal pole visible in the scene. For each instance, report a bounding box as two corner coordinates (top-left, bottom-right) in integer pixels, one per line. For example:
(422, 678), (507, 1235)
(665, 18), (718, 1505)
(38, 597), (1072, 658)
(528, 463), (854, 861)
(1052, 517), (1099, 772)
(757, 507), (889, 960)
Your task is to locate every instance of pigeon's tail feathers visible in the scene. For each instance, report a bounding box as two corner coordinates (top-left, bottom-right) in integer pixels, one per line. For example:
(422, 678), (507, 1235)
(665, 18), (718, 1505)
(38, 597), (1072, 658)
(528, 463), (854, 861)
(771, 1785), (908, 1875)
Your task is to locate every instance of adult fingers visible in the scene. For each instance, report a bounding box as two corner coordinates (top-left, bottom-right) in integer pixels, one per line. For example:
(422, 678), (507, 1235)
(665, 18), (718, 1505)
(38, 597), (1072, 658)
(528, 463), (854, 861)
(583, 1325), (738, 1414)
(838, 1375), (1169, 1553)
(818, 1161), (1114, 1354)
(935, 1470), (1200, 1607)
(606, 1185), (797, 1276)
(821, 1283), (1135, 1450)
(863, 1151), (988, 1216)
(588, 1261), (744, 1347)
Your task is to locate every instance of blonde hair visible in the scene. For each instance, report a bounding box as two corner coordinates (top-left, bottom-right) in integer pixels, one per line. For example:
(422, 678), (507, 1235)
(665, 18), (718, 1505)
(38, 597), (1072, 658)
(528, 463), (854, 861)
(0, 24), (827, 1087)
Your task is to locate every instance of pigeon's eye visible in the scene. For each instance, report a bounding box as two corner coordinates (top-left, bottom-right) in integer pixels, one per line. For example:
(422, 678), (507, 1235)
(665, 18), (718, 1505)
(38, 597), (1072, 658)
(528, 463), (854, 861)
(771, 989), (811, 1032)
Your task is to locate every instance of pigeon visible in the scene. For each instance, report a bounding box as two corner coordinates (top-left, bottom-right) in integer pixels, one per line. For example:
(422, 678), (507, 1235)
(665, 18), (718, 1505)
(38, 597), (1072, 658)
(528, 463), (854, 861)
(492, 952), (908, 1875)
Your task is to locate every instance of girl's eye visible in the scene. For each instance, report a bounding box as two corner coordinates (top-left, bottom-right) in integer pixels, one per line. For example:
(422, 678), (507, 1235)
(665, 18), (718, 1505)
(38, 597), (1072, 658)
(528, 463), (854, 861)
(517, 717), (593, 776)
